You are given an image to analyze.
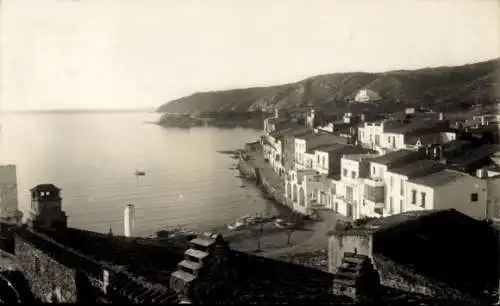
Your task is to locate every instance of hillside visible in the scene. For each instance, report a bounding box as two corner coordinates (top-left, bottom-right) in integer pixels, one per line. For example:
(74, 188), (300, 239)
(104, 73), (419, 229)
(157, 59), (499, 114)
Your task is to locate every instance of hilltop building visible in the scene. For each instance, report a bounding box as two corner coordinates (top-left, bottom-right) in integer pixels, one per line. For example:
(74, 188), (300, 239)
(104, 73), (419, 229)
(354, 89), (382, 103)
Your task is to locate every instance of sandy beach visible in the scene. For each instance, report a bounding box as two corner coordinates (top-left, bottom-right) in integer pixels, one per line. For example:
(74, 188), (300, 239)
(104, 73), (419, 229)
(216, 209), (351, 271)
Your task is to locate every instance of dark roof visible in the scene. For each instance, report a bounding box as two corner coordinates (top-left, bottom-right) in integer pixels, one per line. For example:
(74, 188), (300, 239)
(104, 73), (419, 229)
(31, 227), (187, 284)
(442, 140), (471, 153)
(404, 133), (440, 146)
(307, 143), (349, 154)
(15, 226), (184, 303)
(269, 123), (306, 138)
(408, 169), (471, 187)
(389, 160), (445, 178)
(384, 119), (447, 134)
(285, 129), (311, 138)
(30, 184), (60, 192)
(448, 144), (500, 165)
(369, 150), (418, 166)
(337, 209), (450, 235)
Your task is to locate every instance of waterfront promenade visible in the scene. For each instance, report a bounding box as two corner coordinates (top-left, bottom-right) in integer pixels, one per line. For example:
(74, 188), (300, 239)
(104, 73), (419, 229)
(230, 142), (350, 270)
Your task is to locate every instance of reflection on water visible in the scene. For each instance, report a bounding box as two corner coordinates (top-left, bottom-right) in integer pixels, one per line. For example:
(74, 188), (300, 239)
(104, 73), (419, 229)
(0, 112), (277, 236)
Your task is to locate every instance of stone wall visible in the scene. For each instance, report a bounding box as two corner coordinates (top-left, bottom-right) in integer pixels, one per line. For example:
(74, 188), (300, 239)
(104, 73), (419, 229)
(15, 238), (77, 302)
(238, 157), (257, 181)
(328, 233), (373, 274)
(372, 255), (481, 304)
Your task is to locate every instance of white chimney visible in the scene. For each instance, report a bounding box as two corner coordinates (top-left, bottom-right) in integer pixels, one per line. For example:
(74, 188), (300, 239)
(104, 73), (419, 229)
(274, 107), (279, 119)
(124, 204), (135, 237)
(476, 168), (488, 179)
(439, 112), (444, 121)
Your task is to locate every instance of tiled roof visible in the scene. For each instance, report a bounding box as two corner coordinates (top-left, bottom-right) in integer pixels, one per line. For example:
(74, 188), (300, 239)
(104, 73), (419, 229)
(404, 133), (440, 146)
(389, 160), (445, 178)
(369, 150), (419, 166)
(342, 153), (379, 162)
(34, 227), (187, 284)
(448, 144), (500, 166)
(338, 209), (451, 235)
(30, 184), (60, 192)
(384, 119), (447, 134)
(408, 169), (470, 187)
(308, 143), (349, 154)
(442, 140), (471, 153)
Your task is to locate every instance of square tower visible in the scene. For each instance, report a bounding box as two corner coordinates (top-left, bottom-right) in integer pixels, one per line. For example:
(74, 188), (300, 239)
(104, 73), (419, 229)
(27, 184), (67, 230)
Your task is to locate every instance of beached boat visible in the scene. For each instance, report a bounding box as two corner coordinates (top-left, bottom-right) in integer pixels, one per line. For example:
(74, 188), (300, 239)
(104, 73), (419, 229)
(274, 218), (293, 228)
(227, 214), (255, 230)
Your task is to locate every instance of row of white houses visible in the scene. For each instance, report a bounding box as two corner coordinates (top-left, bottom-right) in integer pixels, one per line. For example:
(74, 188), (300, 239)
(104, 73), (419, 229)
(261, 109), (500, 221)
(284, 148), (500, 221)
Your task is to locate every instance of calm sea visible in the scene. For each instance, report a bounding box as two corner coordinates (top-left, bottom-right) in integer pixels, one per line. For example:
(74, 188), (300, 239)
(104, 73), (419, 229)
(0, 112), (278, 236)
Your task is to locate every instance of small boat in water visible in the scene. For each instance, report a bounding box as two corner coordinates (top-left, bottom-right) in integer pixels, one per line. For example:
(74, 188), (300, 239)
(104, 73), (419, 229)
(135, 170), (146, 176)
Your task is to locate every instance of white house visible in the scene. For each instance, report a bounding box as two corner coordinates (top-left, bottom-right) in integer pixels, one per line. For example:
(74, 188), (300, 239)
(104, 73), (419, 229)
(361, 150), (424, 217)
(357, 118), (451, 154)
(354, 89), (382, 103)
(383, 160), (446, 216)
(286, 144), (371, 216)
(332, 154), (377, 219)
(285, 169), (327, 215)
(405, 169), (488, 220)
(294, 133), (349, 170)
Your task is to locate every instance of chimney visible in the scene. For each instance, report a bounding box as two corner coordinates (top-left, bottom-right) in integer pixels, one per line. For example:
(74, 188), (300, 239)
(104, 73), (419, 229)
(124, 204), (135, 237)
(360, 113), (366, 122)
(274, 107), (279, 119)
(476, 167), (488, 179)
(439, 112), (444, 121)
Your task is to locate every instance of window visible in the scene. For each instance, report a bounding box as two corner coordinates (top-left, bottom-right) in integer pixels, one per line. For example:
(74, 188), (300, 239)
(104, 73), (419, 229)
(388, 136), (391, 143)
(317, 155), (320, 166)
(34, 257), (41, 274)
(322, 156), (326, 168)
(389, 197), (393, 212)
(470, 193), (478, 202)
(331, 184), (336, 194)
(351, 171), (356, 179)
(390, 176), (394, 188)
(420, 192), (426, 208)
(411, 190), (417, 204)
(343, 169), (348, 177)
(372, 167), (376, 176)
(375, 135), (380, 146)
(400, 179), (404, 195)
(346, 186), (354, 201)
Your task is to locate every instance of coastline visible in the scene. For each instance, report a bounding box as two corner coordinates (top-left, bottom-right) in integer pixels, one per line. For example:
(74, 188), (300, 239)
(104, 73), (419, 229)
(218, 141), (345, 271)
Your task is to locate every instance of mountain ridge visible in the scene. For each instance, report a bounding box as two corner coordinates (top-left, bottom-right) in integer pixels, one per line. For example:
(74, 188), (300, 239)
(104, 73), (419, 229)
(157, 59), (500, 114)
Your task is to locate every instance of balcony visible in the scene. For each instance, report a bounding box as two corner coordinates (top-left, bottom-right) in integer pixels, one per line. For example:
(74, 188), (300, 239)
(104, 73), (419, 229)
(364, 185), (384, 203)
(364, 177), (384, 187)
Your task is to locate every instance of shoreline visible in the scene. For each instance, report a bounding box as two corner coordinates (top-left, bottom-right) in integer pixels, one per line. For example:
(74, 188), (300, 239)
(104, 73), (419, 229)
(219, 142), (344, 270)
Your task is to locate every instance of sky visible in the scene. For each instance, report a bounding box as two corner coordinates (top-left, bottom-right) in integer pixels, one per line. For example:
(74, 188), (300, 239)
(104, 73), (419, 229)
(0, 0), (499, 111)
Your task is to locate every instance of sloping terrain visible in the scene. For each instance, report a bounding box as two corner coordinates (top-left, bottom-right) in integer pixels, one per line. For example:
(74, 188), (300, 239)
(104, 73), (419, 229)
(158, 59), (499, 114)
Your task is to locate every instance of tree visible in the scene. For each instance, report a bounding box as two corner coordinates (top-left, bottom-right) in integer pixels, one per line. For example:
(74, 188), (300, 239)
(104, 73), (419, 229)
(251, 223), (265, 253)
(285, 213), (301, 245)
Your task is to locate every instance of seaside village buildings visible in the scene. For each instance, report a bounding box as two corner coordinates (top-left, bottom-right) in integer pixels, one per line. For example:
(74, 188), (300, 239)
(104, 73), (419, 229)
(261, 106), (500, 222)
